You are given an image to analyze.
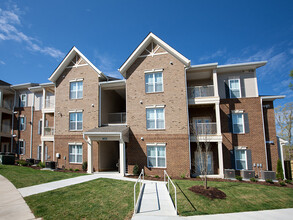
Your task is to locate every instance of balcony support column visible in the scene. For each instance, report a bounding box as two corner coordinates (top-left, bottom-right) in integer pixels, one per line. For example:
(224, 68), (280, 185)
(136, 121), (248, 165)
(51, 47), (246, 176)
(215, 102), (221, 135)
(213, 69), (219, 97)
(119, 140), (126, 176)
(87, 137), (93, 174)
(218, 141), (224, 178)
(0, 89), (3, 108)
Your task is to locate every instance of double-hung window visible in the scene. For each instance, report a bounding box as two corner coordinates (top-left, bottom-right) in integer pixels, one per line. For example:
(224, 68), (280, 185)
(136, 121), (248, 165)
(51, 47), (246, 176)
(69, 112), (83, 131)
(229, 79), (241, 98)
(145, 72), (163, 93)
(146, 107), (165, 129)
(232, 113), (244, 134)
(19, 140), (25, 155)
(147, 145), (166, 168)
(70, 81), (83, 99)
(19, 117), (25, 131)
(20, 94), (27, 107)
(235, 149), (247, 170)
(69, 144), (83, 163)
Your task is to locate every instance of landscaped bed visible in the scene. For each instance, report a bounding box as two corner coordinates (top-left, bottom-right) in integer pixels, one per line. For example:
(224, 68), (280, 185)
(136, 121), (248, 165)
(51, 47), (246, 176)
(0, 165), (86, 188)
(25, 178), (134, 220)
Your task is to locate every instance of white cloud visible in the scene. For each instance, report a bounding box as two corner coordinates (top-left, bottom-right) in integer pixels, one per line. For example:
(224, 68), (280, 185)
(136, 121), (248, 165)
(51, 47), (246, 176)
(0, 59), (5, 65)
(0, 5), (64, 59)
(199, 49), (226, 62)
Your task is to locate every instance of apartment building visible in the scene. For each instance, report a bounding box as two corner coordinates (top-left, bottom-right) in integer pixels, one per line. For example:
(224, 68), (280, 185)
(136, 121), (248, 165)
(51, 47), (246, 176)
(0, 33), (284, 178)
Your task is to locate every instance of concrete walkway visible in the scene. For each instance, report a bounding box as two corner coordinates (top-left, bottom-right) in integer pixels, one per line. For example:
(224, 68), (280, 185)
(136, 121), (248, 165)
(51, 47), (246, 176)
(0, 175), (36, 220)
(133, 182), (177, 219)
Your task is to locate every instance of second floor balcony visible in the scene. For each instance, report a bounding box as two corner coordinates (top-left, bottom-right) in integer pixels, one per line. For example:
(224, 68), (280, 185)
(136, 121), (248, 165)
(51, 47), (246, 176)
(188, 85), (214, 99)
(108, 112), (126, 124)
(44, 127), (54, 136)
(190, 122), (217, 136)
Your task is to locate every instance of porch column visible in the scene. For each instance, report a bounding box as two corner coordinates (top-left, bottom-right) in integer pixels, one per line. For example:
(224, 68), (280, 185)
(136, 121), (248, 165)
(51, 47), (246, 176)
(215, 103), (221, 135)
(212, 69), (219, 97)
(119, 140), (125, 176)
(87, 137), (93, 174)
(218, 141), (224, 178)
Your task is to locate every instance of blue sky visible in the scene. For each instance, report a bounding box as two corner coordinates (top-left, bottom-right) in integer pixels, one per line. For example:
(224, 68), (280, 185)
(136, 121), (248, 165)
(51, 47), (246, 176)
(0, 0), (292, 106)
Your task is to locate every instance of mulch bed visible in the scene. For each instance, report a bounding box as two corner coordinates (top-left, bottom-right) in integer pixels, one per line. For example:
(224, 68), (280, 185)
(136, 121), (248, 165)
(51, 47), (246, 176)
(188, 185), (226, 199)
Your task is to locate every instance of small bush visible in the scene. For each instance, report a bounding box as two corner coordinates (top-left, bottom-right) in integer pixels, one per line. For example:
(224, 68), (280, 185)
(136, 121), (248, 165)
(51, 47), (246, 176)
(285, 179), (292, 184)
(17, 160), (28, 166)
(69, 168), (73, 171)
(181, 173), (186, 179)
(250, 177), (257, 182)
(74, 169), (80, 172)
(236, 175), (242, 181)
(276, 159), (284, 180)
(82, 161), (87, 171)
(154, 175), (160, 178)
(266, 179), (273, 184)
(133, 164), (139, 175)
(37, 162), (45, 168)
(279, 181), (286, 186)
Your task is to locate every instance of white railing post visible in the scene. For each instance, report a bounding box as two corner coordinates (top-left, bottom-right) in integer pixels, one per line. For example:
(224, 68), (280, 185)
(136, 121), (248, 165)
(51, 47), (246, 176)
(133, 169), (144, 214)
(164, 171), (177, 214)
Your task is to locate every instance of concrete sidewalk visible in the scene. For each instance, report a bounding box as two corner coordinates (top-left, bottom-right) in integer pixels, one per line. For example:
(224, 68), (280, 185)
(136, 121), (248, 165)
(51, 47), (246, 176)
(0, 175), (36, 220)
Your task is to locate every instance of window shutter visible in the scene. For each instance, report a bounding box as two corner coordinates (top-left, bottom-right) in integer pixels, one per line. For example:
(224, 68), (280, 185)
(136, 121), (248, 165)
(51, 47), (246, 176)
(227, 114), (233, 133)
(38, 120), (40, 134)
(225, 81), (230, 98)
(24, 117), (26, 131)
(244, 113), (250, 133)
(23, 141), (26, 155)
(37, 146), (40, 160)
(46, 120), (49, 127)
(45, 146), (48, 160)
(246, 149), (253, 170)
(17, 118), (20, 130)
(230, 149), (235, 169)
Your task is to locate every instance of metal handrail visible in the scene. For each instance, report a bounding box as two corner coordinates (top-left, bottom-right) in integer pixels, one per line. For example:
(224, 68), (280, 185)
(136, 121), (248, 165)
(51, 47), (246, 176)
(134, 169), (144, 213)
(164, 170), (177, 214)
(188, 85), (214, 98)
(108, 112), (126, 124)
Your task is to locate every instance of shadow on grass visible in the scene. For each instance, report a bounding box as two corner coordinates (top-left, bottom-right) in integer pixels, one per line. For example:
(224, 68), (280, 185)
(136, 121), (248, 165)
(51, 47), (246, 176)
(176, 182), (198, 215)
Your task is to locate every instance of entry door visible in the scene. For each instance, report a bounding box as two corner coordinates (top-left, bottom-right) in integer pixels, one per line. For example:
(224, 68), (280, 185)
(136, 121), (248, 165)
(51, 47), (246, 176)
(194, 151), (213, 175)
(1, 143), (9, 153)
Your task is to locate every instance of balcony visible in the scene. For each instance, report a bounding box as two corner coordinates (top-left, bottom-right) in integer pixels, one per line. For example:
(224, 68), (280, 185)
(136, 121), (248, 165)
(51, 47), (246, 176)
(108, 112), (126, 124)
(187, 85), (219, 105)
(190, 122), (222, 142)
(42, 98), (55, 113)
(44, 127), (54, 136)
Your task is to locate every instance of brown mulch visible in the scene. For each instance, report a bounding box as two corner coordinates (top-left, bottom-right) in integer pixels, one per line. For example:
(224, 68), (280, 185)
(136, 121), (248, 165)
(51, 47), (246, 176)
(188, 185), (226, 199)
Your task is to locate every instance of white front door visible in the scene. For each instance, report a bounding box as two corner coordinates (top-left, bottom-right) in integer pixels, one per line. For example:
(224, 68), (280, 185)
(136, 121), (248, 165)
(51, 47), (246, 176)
(1, 143), (9, 153)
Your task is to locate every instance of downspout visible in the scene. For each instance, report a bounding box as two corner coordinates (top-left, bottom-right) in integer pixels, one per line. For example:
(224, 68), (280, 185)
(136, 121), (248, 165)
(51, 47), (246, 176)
(260, 97), (269, 170)
(11, 89), (17, 152)
(184, 67), (191, 172)
(30, 93), (35, 158)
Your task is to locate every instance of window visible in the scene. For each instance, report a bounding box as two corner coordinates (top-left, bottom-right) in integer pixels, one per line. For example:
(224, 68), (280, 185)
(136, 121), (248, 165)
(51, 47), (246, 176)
(70, 81), (83, 99)
(20, 94), (27, 107)
(229, 79), (241, 98)
(19, 140), (25, 155)
(145, 72), (163, 93)
(232, 113), (244, 134)
(235, 149), (247, 170)
(146, 108), (165, 129)
(69, 112), (83, 131)
(147, 145), (166, 168)
(69, 145), (82, 163)
(19, 117), (25, 131)
(38, 120), (42, 135)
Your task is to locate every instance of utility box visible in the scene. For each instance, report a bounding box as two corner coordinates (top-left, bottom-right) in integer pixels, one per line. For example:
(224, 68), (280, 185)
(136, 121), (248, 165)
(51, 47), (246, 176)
(0, 155), (15, 165)
(26, 158), (35, 165)
(45, 161), (56, 169)
(34, 160), (41, 165)
(240, 170), (255, 179)
(261, 171), (276, 180)
(224, 169), (235, 179)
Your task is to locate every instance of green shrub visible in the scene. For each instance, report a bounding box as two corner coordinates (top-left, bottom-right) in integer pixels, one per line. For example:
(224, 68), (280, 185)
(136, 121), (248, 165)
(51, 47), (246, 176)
(37, 162), (45, 168)
(181, 173), (186, 179)
(17, 160), (28, 166)
(266, 179), (273, 184)
(285, 179), (292, 184)
(154, 175), (160, 178)
(250, 177), (257, 182)
(74, 169), (80, 172)
(69, 168), (73, 171)
(82, 161), (87, 171)
(133, 164), (139, 175)
(276, 159), (284, 180)
(279, 181), (286, 186)
(236, 175), (242, 181)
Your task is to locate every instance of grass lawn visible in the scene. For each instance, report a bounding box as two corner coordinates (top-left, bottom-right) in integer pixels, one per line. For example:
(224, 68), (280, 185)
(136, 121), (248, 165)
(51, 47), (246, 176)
(173, 179), (293, 216)
(25, 178), (134, 220)
(0, 165), (86, 188)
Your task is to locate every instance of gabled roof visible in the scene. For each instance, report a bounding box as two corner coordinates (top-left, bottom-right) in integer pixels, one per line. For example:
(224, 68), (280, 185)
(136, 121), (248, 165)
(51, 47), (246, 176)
(49, 46), (107, 82)
(118, 32), (191, 76)
(0, 80), (11, 86)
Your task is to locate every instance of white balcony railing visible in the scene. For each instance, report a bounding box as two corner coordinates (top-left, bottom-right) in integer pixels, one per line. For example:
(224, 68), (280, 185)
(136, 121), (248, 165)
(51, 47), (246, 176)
(3, 99), (13, 110)
(190, 122), (217, 135)
(45, 98), (55, 109)
(1, 123), (11, 134)
(188, 85), (214, 98)
(44, 127), (54, 136)
(108, 112), (126, 124)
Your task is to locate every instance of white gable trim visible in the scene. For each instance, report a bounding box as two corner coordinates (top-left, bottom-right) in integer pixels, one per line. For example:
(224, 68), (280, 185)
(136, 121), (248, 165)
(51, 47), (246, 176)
(118, 33), (191, 76)
(49, 46), (107, 82)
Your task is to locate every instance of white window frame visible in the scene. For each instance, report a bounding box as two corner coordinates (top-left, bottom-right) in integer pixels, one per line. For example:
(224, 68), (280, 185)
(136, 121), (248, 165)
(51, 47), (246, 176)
(147, 144), (166, 168)
(19, 116), (25, 131)
(146, 106), (165, 130)
(234, 148), (248, 170)
(20, 94), (27, 107)
(70, 80), (83, 99)
(69, 144), (83, 164)
(228, 78), (241, 98)
(69, 112), (83, 131)
(145, 71), (163, 93)
(232, 113), (245, 134)
(19, 140), (25, 155)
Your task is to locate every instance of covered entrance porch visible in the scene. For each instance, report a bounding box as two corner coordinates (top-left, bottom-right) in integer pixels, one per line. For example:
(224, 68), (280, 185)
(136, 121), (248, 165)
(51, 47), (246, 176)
(83, 125), (129, 176)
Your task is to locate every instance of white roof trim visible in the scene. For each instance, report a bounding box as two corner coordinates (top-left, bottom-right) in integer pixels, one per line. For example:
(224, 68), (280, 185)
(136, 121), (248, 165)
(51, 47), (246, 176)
(217, 61), (267, 69)
(49, 46), (107, 82)
(188, 63), (218, 70)
(261, 95), (285, 101)
(118, 33), (191, 76)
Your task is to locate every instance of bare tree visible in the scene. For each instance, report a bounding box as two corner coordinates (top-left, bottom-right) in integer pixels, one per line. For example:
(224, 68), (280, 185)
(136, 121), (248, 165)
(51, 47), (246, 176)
(275, 102), (293, 160)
